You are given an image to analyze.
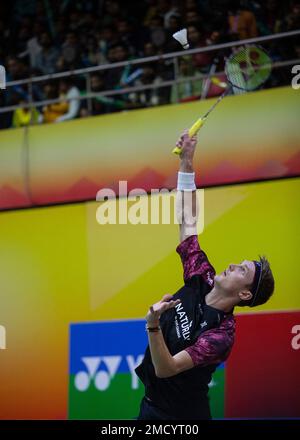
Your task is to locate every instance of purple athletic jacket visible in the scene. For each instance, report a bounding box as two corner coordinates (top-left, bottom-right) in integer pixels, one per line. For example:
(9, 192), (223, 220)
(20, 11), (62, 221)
(176, 235), (235, 367)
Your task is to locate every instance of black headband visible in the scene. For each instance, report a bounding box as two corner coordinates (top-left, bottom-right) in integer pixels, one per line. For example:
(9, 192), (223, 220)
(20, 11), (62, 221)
(250, 260), (262, 307)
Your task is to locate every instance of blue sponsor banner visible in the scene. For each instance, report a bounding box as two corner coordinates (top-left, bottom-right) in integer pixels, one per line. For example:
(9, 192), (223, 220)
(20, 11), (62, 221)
(70, 319), (147, 373)
(69, 319), (147, 390)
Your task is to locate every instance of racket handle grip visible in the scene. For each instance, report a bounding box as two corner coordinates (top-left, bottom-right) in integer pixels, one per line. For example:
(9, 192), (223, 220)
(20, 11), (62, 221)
(172, 118), (205, 155)
(172, 146), (182, 154)
(189, 118), (205, 136)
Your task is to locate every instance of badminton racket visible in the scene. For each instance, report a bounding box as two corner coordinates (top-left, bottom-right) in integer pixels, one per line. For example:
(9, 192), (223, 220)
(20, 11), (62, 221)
(172, 45), (272, 154)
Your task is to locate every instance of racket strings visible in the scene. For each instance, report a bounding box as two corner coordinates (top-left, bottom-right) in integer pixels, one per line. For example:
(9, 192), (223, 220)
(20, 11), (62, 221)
(225, 46), (272, 91)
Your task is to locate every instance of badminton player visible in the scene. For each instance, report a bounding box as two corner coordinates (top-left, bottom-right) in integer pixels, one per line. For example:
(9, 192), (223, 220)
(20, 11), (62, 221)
(135, 130), (275, 420)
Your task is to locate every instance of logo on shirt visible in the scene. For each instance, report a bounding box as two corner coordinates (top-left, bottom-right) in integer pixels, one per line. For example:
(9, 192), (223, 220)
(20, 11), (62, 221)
(174, 302), (193, 340)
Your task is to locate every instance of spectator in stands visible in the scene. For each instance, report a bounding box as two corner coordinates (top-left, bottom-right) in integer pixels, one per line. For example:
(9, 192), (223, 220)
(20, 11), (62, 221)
(184, 0), (199, 12)
(68, 10), (82, 32)
(116, 19), (137, 56)
(12, 99), (39, 128)
(15, 25), (32, 57)
(41, 83), (63, 123)
(148, 16), (167, 49)
(89, 72), (127, 115)
(55, 78), (81, 122)
(56, 55), (69, 73)
(89, 73), (107, 115)
(167, 15), (183, 34)
(0, 19), (9, 59)
(0, 0), (296, 130)
(185, 9), (204, 28)
(35, 32), (59, 74)
(41, 79), (80, 124)
(144, 0), (179, 28)
(171, 56), (202, 104)
(105, 43), (132, 89)
(5, 56), (29, 115)
(227, 0), (258, 40)
(129, 64), (163, 107)
(187, 25), (213, 72)
(256, 0), (283, 35)
(55, 16), (68, 46)
(143, 41), (158, 57)
(79, 12), (97, 35)
(6, 56), (29, 81)
(96, 26), (119, 63)
(102, 0), (123, 26)
(165, 15), (183, 51)
(22, 21), (43, 69)
(284, 1), (300, 30)
(61, 32), (82, 70)
(82, 36), (103, 67)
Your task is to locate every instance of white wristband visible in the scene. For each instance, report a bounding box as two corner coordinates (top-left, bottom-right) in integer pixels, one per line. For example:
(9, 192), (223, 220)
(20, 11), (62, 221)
(177, 172), (196, 191)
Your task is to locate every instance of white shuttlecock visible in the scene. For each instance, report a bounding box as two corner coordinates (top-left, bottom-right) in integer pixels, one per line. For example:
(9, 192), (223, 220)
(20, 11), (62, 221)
(172, 28), (189, 49)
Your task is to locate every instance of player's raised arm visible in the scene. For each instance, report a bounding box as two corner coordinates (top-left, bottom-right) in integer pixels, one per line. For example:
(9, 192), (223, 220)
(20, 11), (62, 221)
(175, 130), (198, 243)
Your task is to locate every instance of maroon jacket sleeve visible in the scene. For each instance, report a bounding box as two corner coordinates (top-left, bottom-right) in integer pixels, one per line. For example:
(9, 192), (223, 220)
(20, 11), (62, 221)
(184, 315), (235, 366)
(176, 235), (215, 288)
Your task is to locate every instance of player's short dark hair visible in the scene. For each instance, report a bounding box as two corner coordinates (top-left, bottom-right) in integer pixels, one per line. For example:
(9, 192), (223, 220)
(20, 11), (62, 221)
(238, 256), (275, 308)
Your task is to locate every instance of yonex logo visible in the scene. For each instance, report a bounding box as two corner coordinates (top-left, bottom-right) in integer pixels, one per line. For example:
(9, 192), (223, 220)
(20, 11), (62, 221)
(74, 355), (144, 391)
(0, 325), (6, 349)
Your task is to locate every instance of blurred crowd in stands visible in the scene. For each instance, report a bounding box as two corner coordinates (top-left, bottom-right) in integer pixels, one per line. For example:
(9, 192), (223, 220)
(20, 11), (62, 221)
(0, 0), (299, 129)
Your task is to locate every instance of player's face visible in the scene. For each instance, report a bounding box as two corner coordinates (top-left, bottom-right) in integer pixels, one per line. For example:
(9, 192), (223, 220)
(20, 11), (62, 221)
(215, 260), (256, 293)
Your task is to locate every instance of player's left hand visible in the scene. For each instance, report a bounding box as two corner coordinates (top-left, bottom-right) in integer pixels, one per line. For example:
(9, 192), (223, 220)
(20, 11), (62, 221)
(146, 294), (180, 326)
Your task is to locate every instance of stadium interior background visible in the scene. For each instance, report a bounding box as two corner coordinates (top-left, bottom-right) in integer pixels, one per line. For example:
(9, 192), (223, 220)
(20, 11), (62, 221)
(0, 0), (299, 420)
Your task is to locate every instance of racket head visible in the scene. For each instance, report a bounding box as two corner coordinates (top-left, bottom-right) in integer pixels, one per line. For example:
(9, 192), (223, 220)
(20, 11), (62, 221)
(225, 45), (272, 92)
